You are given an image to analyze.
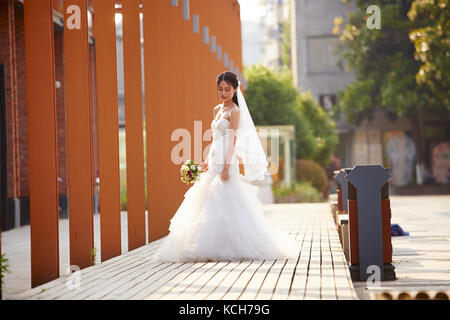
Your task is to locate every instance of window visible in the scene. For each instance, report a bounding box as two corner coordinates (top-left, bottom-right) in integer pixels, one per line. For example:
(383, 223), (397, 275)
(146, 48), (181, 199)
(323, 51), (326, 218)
(307, 36), (342, 73)
(217, 45), (222, 60)
(223, 53), (229, 67)
(182, 0), (189, 20)
(202, 26), (209, 44)
(193, 15), (199, 33)
(210, 36), (216, 52)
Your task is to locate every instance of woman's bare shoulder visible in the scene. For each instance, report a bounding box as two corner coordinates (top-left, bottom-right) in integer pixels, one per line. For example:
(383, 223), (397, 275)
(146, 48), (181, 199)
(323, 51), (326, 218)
(213, 104), (221, 116)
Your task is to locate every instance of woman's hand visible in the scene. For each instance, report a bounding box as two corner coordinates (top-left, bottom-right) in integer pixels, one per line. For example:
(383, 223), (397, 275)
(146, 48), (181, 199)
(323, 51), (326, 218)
(221, 165), (229, 181)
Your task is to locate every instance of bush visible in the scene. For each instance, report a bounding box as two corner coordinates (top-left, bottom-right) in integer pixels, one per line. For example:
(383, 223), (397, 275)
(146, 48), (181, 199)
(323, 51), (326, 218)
(1, 254), (10, 286)
(272, 181), (323, 203)
(296, 159), (328, 194)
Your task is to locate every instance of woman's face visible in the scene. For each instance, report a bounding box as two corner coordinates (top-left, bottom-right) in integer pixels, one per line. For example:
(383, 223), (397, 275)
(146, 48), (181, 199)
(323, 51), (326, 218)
(218, 80), (236, 104)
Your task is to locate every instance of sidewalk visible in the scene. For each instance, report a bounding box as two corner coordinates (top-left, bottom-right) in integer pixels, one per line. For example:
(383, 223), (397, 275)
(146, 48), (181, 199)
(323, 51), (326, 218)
(3, 203), (357, 300)
(352, 195), (450, 299)
(2, 195), (450, 300)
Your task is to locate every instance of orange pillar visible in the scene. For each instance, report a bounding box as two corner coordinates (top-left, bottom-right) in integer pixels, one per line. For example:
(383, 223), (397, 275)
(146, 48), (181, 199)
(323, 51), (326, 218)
(143, 0), (178, 241)
(180, 0), (199, 164)
(94, 0), (122, 261)
(208, 0), (220, 96)
(122, 0), (146, 250)
(236, 1), (243, 75)
(197, 0), (207, 124)
(63, 0), (95, 269)
(170, 0), (186, 210)
(191, 0), (211, 162)
(24, 0), (60, 287)
(234, 0), (241, 73)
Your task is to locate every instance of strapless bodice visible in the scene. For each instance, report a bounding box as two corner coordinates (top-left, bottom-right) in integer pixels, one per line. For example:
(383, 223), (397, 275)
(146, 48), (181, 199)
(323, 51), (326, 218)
(207, 116), (239, 174)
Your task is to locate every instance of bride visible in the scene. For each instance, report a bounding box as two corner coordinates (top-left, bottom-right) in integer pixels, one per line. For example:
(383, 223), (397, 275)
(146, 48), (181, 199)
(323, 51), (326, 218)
(152, 71), (299, 262)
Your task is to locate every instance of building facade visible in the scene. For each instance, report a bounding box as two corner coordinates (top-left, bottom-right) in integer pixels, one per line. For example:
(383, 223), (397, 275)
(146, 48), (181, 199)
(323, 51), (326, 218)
(290, 0), (450, 188)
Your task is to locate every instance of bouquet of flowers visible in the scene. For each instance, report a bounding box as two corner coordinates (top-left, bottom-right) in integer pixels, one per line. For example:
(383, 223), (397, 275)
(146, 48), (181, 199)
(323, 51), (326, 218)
(180, 160), (202, 184)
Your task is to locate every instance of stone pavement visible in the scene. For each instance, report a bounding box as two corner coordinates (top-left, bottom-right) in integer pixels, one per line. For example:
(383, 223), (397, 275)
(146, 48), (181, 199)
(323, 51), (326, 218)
(352, 195), (450, 299)
(3, 203), (358, 300)
(2, 195), (450, 299)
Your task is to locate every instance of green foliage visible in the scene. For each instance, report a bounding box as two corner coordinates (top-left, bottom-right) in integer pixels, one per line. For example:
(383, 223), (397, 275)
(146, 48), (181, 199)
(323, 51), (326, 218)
(272, 181), (323, 203)
(282, 8), (292, 69)
(243, 64), (338, 167)
(243, 64), (298, 126)
(1, 254), (10, 286)
(296, 159), (329, 194)
(334, 0), (448, 125)
(408, 0), (449, 108)
(120, 169), (127, 211)
(89, 248), (96, 266)
(294, 92), (339, 167)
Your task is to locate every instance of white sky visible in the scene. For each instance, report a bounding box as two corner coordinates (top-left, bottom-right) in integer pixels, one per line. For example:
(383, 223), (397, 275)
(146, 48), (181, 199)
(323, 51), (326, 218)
(238, 0), (266, 22)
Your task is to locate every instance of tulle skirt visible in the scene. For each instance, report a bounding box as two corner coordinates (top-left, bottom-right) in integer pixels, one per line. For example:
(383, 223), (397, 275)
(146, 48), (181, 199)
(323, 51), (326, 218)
(152, 162), (299, 262)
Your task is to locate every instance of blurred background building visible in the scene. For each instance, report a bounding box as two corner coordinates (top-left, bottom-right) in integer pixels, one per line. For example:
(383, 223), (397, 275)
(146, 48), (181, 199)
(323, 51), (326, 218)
(241, 0), (449, 191)
(289, 0), (449, 190)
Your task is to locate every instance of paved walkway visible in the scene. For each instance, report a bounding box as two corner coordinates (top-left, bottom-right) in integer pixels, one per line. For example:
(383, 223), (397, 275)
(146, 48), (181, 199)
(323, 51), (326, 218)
(3, 203), (357, 300)
(352, 195), (450, 299)
(5, 195), (449, 300)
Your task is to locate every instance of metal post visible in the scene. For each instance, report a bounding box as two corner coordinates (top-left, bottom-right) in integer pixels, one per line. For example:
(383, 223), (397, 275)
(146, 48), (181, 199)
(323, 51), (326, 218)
(346, 165), (394, 281)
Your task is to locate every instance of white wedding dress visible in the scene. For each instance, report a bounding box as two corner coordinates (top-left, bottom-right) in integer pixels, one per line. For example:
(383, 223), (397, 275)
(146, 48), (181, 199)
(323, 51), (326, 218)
(152, 115), (299, 262)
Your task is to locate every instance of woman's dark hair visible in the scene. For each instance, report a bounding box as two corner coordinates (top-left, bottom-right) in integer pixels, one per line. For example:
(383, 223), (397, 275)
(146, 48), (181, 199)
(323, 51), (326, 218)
(216, 71), (239, 107)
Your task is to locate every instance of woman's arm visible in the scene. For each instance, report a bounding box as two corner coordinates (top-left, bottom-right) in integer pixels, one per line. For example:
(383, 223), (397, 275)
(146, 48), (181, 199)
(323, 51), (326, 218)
(201, 106), (220, 169)
(224, 108), (240, 170)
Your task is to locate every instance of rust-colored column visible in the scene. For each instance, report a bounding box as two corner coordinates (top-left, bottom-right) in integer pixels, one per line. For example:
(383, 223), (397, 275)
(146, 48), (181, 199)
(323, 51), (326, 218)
(7, 0), (20, 199)
(63, 0), (95, 269)
(191, 0), (209, 162)
(200, 0), (216, 119)
(94, 0), (122, 261)
(233, 0), (239, 73)
(196, 0), (207, 123)
(169, 1), (185, 208)
(122, 0), (146, 250)
(23, 0), (60, 288)
(143, 0), (177, 241)
(236, 1), (243, 74)
(0, 63), (5, 300)
(208, 0), (220, 97)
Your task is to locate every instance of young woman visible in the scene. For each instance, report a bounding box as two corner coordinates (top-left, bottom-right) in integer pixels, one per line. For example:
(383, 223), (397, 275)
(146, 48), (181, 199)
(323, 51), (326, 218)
(152, 72), (298, 262)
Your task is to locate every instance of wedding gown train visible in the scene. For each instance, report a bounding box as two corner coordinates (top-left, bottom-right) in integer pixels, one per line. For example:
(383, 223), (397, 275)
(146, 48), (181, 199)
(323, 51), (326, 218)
(152, 115), (299, 262)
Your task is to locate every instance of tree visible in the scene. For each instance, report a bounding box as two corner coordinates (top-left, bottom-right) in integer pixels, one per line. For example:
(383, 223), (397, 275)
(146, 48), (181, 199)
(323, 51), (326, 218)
(333, 0), (449, 166)
(408, 0), (449, 108)
(243, 64), (338, 167)
(294, 91), (339, 167)
(335, 0), (441, 120)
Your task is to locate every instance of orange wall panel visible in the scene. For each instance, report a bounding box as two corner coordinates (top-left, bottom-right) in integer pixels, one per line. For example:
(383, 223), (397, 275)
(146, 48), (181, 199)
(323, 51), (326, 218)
(122, 0), (146, 250)
(94, 0), (122, 261)
(24, 0), (60, 288)
(63, 0), (95, 269)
